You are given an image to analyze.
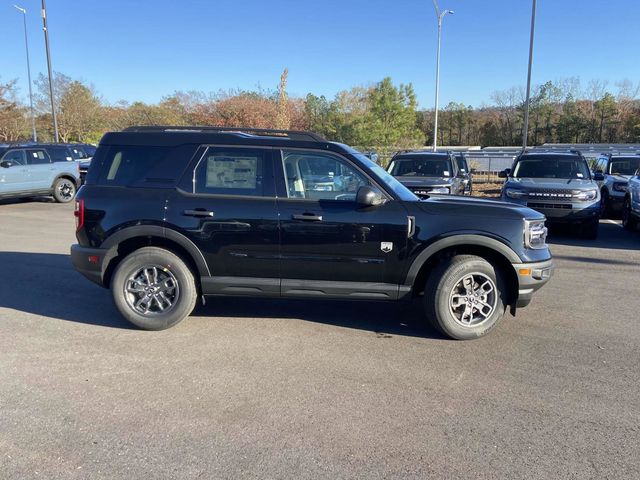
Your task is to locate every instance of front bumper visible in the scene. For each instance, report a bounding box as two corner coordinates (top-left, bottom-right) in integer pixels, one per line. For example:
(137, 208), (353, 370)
(70, 244), (110, 287)
(503, 196), (600, 223)
(512, 258), (554, 308)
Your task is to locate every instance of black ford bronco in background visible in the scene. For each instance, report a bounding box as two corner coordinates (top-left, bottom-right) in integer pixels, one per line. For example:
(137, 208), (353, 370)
(71, 127), (553, 340)
(386, 151), (466, 198)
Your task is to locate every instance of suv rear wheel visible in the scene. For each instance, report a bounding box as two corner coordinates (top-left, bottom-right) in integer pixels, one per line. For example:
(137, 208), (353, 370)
(622, 196), (638, 231)
(424, 255), (507, 340)
(52, 177), (76, 203)
(111, 247), (197, 330)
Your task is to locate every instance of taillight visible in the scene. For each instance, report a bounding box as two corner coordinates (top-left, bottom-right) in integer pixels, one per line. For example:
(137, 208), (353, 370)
(74, 199), (84, 231)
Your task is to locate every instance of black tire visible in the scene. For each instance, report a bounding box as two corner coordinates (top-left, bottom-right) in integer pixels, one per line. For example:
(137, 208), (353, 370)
(424, 255), (508, 340)
(111, 247), (198, 330)
(581, 219), (599, 239)
(622, 196), (638, 231)
(599, 189), (610, 219)
(52, 177), (76, 203)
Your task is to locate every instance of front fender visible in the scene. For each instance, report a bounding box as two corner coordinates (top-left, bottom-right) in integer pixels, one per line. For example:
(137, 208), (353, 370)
(403, 234), (521, 286)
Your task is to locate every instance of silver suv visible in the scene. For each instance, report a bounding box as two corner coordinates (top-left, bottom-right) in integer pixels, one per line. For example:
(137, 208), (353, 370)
(500, 151), (602, 239)
(592, 154), (640, 218)
(0, 145), (80, 203)
(623, 167), (640, 231)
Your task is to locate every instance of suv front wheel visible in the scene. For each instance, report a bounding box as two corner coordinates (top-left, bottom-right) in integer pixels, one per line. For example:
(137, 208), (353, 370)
(622, 196), (638, 231)
(111, 247), (198, 330)
(424, 255), (508, 340)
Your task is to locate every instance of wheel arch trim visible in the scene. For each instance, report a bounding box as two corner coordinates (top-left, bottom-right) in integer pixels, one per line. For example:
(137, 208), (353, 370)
(404, 234), (521, 286)
(101, 225), (210, 277)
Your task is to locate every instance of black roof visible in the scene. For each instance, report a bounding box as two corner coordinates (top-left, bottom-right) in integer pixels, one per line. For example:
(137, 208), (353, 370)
(101, 126), (332, 150)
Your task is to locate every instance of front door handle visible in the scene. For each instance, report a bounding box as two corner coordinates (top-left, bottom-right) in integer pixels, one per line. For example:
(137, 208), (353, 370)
(183, 209), (215, 217)
(292, 213), (323, 222)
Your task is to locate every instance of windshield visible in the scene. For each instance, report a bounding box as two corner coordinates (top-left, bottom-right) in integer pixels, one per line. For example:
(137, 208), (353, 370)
(609, 157), (640, 176)
(513, 155), (591, 179)
(388, 156), (453, 178)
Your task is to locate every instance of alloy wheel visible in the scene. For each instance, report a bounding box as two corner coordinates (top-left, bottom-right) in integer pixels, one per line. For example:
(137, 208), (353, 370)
(448, 273), (498, 327)
(123, 265), (180, 316)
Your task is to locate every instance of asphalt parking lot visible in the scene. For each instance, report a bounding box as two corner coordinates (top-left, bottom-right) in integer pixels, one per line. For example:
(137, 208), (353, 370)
(1, 199), (639, 479)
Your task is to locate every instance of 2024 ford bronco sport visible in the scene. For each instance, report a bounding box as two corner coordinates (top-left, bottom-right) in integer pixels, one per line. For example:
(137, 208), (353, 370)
(71, 127), (553, 340)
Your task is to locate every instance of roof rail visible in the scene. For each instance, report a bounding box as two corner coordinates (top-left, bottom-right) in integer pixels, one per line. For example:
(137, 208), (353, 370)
(122, 125), (326, 142)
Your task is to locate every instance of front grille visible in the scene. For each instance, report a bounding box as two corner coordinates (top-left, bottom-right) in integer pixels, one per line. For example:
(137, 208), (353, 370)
(527, 189), (574, 200)
(528, 202), (572, 210)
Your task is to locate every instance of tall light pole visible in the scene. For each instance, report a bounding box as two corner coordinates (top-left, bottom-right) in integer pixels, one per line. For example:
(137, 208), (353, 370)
(41, 0), (59, 142)
(431, 0), (454, 151)
(522, 0), (537, 149)
(14, 4), (37, 142)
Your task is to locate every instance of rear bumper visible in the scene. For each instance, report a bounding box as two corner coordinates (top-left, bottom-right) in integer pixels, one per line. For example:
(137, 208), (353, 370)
(70, 244), (109, 287)
(512, 258), (554, 308)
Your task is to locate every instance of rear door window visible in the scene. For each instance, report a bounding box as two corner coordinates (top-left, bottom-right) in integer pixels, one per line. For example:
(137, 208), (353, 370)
(193, 147), (273, 197)
(26, 149), (51, 165)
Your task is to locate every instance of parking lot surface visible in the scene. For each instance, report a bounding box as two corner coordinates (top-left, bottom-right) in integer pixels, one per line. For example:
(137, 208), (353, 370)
(1, 200), (639, 479)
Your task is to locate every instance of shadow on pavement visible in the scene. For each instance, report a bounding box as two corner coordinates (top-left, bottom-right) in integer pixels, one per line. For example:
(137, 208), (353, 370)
(0, 196), (55, 206)
(0, 252), (441, 339)
(547, 220), (639, 251)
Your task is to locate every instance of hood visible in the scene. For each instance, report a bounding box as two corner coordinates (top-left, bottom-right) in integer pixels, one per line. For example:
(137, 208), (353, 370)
(506, 177), (596, 190)
(396, 176), (454, 188)
(607, 174), (632, 182)
(410, 193), (544, 221)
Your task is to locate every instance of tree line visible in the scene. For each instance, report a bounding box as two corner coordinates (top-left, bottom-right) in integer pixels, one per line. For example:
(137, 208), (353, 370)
(2, 70), (639, 151)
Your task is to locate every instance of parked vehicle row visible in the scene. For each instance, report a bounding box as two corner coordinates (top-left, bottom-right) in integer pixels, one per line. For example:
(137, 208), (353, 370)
(71, 126), (553, 339)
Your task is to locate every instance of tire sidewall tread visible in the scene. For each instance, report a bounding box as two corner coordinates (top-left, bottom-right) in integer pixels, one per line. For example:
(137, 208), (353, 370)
(111, 247), (197, 330)
(424, 255), (507, 340)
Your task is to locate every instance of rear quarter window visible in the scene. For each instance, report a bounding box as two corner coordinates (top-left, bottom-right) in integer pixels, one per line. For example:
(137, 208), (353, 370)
(95, 145), (195, 187)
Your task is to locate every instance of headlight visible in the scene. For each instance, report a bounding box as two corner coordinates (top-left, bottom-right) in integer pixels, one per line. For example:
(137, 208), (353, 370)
(574, 189), (598, 201)
(428, 187), (450, 194)
(524, 219), (548, 250)
(506, 188), (527, 199)
(613, 182), (628, 193)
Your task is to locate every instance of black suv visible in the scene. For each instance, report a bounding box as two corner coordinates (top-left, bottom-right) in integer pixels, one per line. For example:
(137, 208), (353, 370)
(71, 127), (553, 340)
(386, 151), (466, 198)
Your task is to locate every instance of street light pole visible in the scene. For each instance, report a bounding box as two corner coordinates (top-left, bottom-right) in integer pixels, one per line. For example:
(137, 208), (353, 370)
(522, 0), (537, 150)
(14, 5), (37, 142)
(432, 1), (454, 152)
(41, 0), (59, 142)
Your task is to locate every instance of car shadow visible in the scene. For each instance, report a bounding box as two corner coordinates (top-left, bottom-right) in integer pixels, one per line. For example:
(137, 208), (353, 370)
(0, 252), (443, 339)
(547, 220), (639, 251)
(0, 196), (55, 206)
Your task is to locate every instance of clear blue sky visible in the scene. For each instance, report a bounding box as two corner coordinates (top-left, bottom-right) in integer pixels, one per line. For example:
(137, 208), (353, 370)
(1, 0), (638, 108)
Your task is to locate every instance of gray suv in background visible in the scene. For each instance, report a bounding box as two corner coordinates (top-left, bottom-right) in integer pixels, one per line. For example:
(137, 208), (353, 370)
(387, 151), (466, 198)
(500, 151), (602, 239)
(592, 153), (640, 218)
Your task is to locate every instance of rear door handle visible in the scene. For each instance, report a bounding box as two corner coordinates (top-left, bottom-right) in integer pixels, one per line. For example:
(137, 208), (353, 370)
(292, 213), (323, 222)
(183, 209), (215, 217)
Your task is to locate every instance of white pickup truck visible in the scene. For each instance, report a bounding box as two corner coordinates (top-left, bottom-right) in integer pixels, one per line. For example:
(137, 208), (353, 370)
(0, 144), (81, 203)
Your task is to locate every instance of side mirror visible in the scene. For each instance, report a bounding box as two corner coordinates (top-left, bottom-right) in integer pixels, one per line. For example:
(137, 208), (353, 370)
(593, 172), (605, 181)
(0, 160), (14, 168)
(498, 169), (510, 179)
(356, 185), (385, 207)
